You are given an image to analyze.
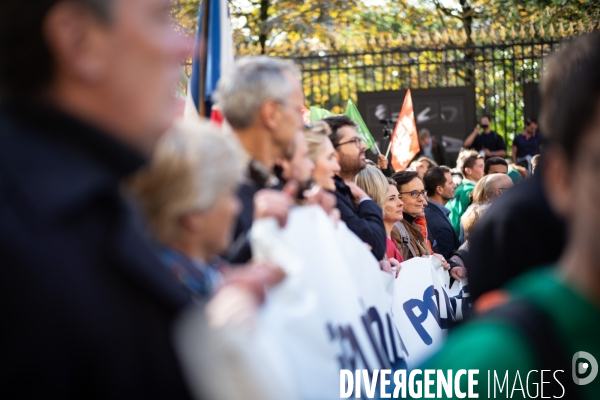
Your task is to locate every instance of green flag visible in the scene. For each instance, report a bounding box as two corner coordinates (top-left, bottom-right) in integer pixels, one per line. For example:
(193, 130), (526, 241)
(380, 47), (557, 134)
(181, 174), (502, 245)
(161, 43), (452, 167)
(309, 106), (336, 122)
(345, 99), (378, 153)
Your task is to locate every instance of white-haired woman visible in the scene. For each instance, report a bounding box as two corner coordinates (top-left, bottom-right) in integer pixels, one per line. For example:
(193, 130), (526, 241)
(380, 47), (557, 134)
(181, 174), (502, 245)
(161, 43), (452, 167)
(130, 120), (282, 298)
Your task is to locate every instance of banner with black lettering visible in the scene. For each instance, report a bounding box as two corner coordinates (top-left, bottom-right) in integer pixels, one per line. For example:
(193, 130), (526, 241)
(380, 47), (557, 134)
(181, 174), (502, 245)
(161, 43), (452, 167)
(251, 206), (408, 399)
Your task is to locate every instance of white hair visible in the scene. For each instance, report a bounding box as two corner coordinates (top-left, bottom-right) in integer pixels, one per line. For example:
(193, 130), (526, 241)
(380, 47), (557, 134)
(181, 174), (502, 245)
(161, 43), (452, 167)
(129, 120), (244, 242)
(213, 56), (300, 129)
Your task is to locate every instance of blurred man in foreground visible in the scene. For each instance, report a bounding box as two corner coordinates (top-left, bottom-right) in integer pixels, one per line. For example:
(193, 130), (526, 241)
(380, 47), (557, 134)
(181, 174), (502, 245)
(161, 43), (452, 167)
(0, 0), (195, 398)
(419, 33), (600, 399)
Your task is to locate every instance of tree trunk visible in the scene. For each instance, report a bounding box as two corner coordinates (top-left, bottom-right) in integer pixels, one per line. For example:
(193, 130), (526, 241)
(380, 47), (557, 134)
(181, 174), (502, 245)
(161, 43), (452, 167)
(258, 0), (270, 54)
(460, 0), (475, 87)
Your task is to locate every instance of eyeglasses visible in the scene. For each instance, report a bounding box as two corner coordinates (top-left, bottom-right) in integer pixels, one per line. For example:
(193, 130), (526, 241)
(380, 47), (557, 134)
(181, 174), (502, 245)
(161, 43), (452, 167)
(399, 190), (428, 199)
(335, 137), (364, 148)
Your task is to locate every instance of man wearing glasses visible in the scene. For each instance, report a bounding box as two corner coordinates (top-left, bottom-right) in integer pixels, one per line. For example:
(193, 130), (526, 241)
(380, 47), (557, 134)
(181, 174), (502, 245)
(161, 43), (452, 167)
(323, 116), (387, 261)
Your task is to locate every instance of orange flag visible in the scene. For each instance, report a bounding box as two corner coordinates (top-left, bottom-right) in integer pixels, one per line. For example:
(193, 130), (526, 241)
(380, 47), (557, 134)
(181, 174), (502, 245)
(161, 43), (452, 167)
(389, 89), (420, 171)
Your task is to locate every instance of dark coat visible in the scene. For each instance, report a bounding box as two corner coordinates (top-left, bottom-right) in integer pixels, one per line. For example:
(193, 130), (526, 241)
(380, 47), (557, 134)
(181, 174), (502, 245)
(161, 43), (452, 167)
(0, 101), (192, 399)
(466, 173), (566, 302)
(424, 201), (460, 259)
(333, 176), (386, 260)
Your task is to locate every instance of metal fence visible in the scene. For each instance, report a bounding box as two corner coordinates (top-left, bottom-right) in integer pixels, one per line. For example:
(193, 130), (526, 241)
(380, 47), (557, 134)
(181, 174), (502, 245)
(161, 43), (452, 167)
(284, 39), (564, 144)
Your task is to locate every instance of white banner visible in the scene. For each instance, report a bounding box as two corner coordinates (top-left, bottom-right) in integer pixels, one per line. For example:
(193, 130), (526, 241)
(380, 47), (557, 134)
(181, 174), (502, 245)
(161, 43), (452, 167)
(392, 257), (471, 367)
(251, 206), (407, 399)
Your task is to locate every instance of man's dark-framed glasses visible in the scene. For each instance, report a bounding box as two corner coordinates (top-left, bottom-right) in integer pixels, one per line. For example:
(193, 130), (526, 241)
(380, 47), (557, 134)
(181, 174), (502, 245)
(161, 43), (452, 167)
(335, 137), (363, 148)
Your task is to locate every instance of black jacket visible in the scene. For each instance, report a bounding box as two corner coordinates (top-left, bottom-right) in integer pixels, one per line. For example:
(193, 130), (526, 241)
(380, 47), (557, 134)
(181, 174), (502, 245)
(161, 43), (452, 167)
(466, 174), (566, 302)
(333, 176), (386, 260)
(424, 201), (460, 259)
(0, 101), (192, 399)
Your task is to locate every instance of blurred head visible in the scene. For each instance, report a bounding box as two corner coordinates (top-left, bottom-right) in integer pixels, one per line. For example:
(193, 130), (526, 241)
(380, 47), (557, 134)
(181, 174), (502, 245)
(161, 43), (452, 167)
(525, 117), (538, 134)
(424, 166), (455, 203)
(484, 157), (509, 175)
(392, 171), (426, 217)
(279, 129), (314, 189)
(480, 115), (491, 130)
(485, 174), (514, 201)
(456, 148), (479, 174)
(418, 129), (432, 147)
(0, 0), (192, 155)
(414, 157), (437, 180)
(531, 154), (541, 175)
(324, 115), (366, 179)
(471, 175), (490, 204)
(353, 164), (388, 210)
(540, 34), (600, 263)
(215, 56), (304, 162)
(305, 121), (340, 191)
(462, 154), (485, 182)
(461, 203), (490, 242)
(129, 120), (243, 259)
(384, 178), (404, 225)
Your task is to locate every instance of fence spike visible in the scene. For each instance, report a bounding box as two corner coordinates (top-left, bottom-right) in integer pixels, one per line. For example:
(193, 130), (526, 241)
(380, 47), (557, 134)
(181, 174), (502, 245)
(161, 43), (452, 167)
(558, 22), (565, 37)
(423, 31), (432, 46)
(397, 33), (404, 47)
(478, 28), (486, 42)
(369, 35), (377, 49)
(489, 27), (497, 42)
(519, 25), (526, 39)
(589, 21), (596, 33)
(510, 26), (517, 40)
(461, 29), (468, 43)
(578, 20), (585, 34)
(529, 23), (536, 39)
(405, 33), (413, 47)
(538, 23), (545, 38)
(414, 31), (422, 46)
(568, 22), (574, 36)
(500, 26), (506, 41)
(432, 31), (441, 45)
(548, 23), (555, 37)
(441, 30), (450, 45)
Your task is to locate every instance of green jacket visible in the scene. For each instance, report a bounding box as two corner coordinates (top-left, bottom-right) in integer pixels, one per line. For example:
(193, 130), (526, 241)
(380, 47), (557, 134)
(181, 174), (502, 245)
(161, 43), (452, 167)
(446, 180), (475, 237)
(416, 268), (600, 399)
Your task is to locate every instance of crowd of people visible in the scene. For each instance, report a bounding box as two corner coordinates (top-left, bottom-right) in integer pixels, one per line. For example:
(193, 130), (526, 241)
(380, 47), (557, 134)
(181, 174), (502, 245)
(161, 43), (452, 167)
(1, 0), (599, 398)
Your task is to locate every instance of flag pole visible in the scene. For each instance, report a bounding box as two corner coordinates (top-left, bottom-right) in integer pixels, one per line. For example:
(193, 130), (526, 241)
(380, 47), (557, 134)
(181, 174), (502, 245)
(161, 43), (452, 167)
(385, 141), (392, 159)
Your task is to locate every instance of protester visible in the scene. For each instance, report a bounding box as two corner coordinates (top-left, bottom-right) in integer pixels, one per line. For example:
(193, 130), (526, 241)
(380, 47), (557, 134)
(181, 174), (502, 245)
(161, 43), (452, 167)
(531, 154), (541, 175)
(354, 165), (402, 274)
(276, 129), (315, 194)
(0, 0), (194, 397)
(484, 156), (508, 175)
(510, 163), (530, 180)
(511, 117), (541, 168)
(412, 156), (438, 180)
(422, 33), (600, 399)
(305, 121), (341, 191)
(323, 115), (387, 261)
(411, 128), (446, 166)
(383, 178), (405, 263)
(448, 203), (489, 273)
(446, 154), (484, 236)
(390, 172), (451, 272)
(472, 173), (514, 204)
(423, 166), (460, 259)
(463, 115), (507, 158)
(215, 56), (304, 263)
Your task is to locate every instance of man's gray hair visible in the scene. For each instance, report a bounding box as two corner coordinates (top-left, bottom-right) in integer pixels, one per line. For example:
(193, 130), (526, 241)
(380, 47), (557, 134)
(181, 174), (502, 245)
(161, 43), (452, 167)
(214, 56), (300, 129)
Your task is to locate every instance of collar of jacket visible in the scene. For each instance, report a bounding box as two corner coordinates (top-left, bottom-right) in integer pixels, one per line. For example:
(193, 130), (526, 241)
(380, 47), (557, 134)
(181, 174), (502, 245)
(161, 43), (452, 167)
(403, 212), (417, 224)
(0, 99), (146, 220)
(334, 175), (352, 197)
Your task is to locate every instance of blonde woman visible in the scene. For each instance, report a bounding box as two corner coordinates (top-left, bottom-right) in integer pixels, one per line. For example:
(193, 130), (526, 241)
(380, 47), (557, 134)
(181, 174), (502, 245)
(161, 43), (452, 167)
(354, 164), (401, 275)
(130, 120), (283, 298)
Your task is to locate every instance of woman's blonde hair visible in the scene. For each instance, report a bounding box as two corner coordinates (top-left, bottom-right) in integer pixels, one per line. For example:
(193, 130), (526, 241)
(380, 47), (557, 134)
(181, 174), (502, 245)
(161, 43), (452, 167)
(461, 203), (489, 241)
(129, 120), (243, 243)
(353, 164), (388, 210)
(471, 175), (491, 204)
(304, 120), (332, 163)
